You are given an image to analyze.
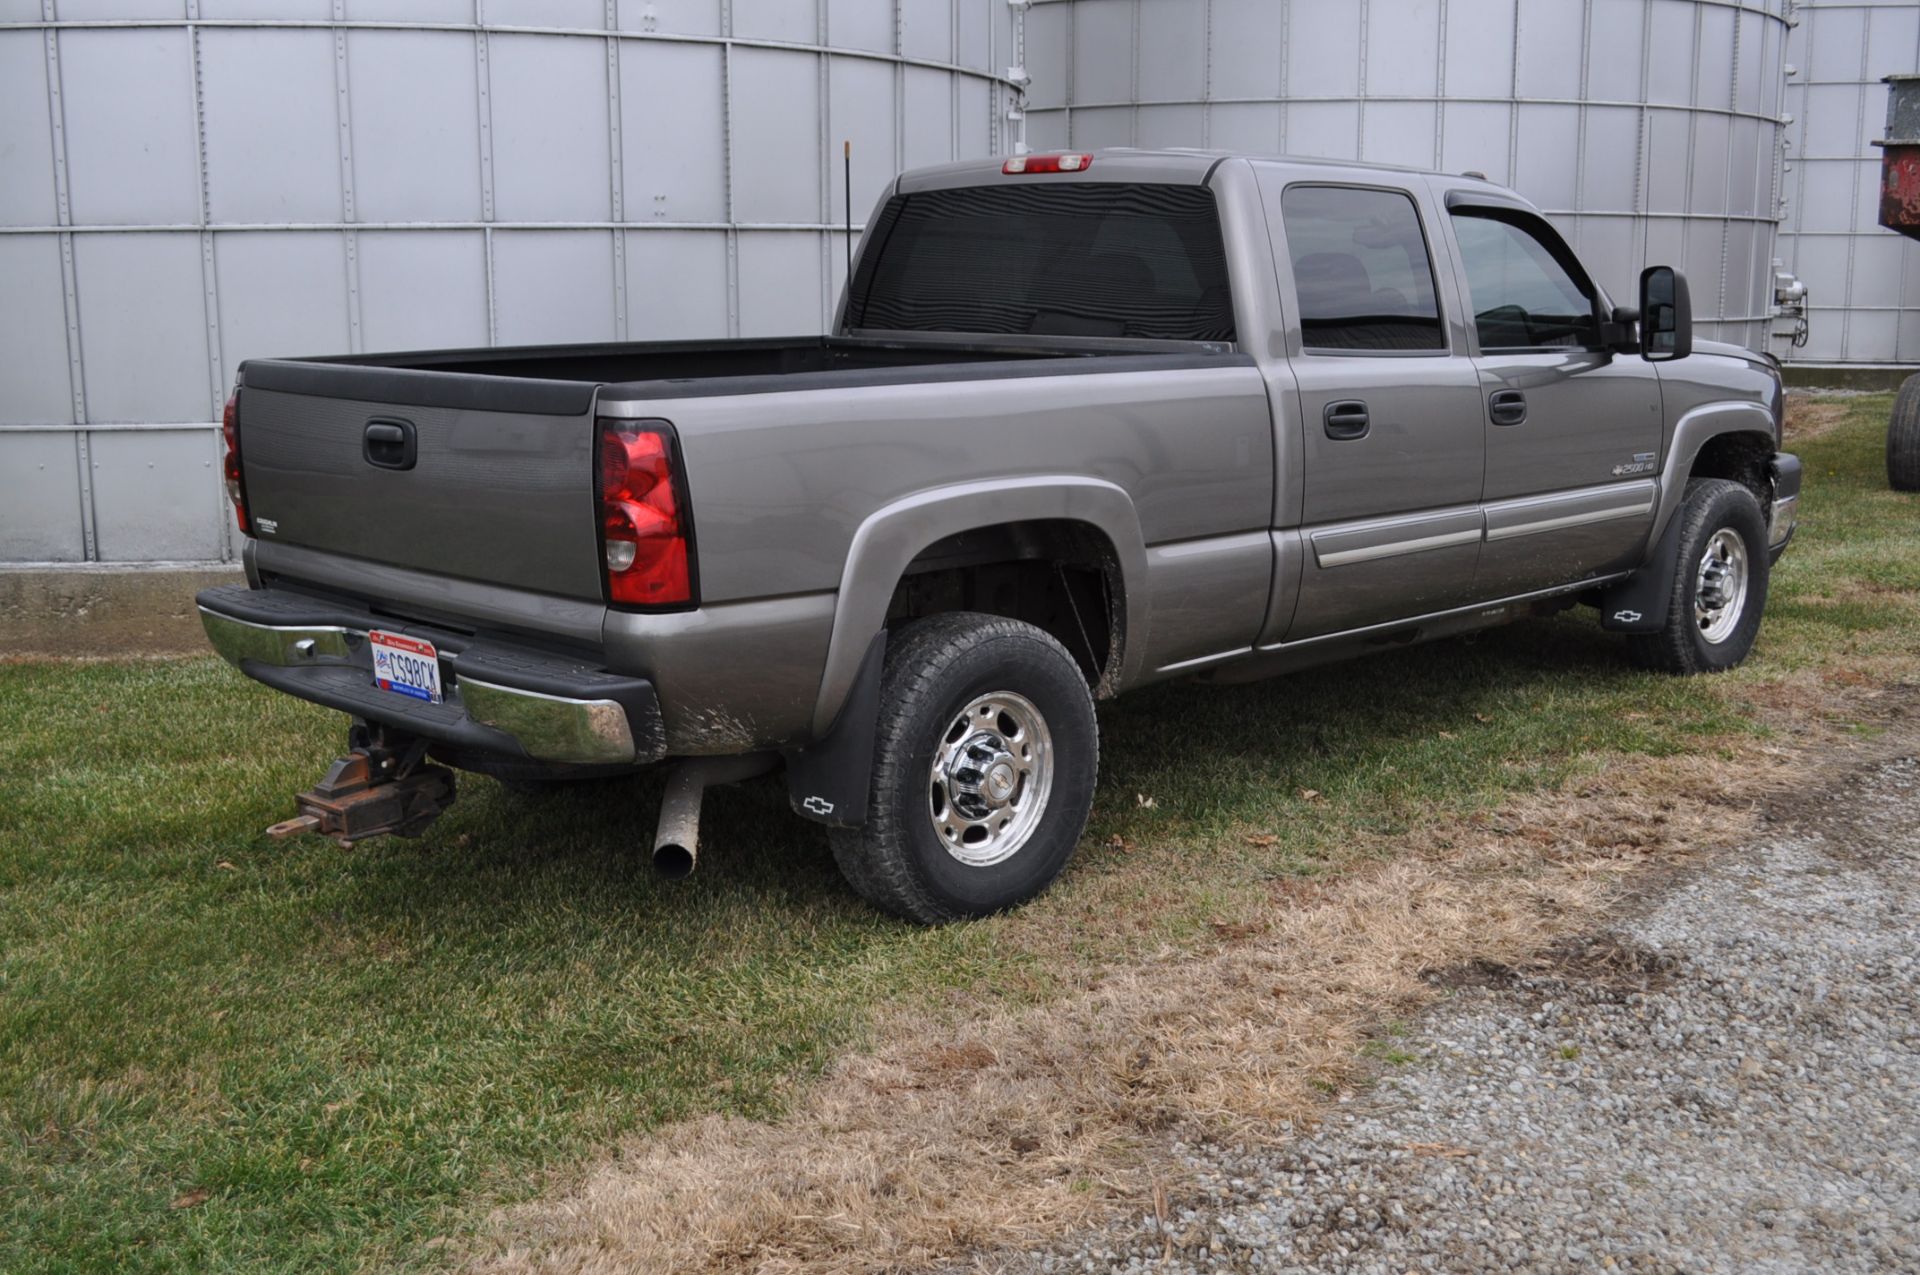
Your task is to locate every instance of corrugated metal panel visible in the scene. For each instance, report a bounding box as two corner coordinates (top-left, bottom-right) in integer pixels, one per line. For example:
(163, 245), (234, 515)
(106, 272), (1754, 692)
(356, 231), (490, 352)
(87, 429), (224, 562)
(73, 232), (211, 423)
(0, 235), (73, 423)
(626, 230), (729, 339)
(0, 433), (86, 562)
(1777, 0), (1920, 364)
(0, 1), (1020, 565)
(0, 32), (58, 225)
(59, 28), (202, 225)
(491, 230), (618, 346)
(346, 30), (484, 223)
(1027, 0), (1797, 355)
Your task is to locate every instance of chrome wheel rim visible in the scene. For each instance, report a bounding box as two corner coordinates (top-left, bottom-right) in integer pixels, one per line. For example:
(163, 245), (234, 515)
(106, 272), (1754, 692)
(928, 691), (1053, 867)
(1694, 528), (1750, 645)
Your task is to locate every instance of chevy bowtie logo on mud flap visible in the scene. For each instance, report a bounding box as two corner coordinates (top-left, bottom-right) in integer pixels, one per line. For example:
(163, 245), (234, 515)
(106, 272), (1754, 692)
(1613, 610), (1643, 624)
(802, 795), (835, 817)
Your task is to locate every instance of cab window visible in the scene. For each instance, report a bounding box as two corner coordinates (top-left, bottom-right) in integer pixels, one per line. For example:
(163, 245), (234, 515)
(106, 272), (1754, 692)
(1278, 185), (1446, 352)
(1449, 209), (1601, 352)
(848, 182), (1236, 343)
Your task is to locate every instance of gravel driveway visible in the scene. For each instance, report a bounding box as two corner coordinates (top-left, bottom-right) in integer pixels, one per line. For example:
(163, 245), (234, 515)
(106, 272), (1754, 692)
(1013, 741), (1920, 1274)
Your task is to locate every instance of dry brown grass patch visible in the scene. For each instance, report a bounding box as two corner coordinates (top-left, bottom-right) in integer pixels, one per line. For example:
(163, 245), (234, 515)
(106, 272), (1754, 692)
(1783, 395), (1854, 444)
(467, 725), (1823, 1274)
(471, 669), (1917, 1274)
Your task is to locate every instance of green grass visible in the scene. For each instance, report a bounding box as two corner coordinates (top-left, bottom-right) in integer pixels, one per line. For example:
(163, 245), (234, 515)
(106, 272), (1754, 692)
(3, 395), (1915, 1272)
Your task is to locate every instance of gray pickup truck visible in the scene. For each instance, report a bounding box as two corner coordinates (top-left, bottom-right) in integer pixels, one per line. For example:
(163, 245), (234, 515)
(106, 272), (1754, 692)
(200, 149), (1800, 923)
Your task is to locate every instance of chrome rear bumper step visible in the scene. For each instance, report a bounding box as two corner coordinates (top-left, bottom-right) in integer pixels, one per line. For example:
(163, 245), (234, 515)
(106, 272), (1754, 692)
(196, 584), (665, 767)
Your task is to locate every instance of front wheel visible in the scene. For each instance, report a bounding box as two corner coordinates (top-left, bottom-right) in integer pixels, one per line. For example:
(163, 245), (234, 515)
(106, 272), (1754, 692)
(1626, 477), (1770, 675)
(830, 613), (1098, 924)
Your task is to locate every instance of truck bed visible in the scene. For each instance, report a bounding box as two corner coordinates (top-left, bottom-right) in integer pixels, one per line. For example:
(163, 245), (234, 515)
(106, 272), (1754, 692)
(233, 334), (1244, 607)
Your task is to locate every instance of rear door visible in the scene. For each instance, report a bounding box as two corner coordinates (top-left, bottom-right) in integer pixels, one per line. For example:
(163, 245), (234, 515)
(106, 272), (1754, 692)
(1258, 177), (1487, 640)
(1443, 202), (1663, 597)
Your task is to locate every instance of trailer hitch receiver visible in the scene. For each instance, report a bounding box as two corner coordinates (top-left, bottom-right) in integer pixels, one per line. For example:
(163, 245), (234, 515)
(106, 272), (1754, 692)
(267, 726), (456, 848)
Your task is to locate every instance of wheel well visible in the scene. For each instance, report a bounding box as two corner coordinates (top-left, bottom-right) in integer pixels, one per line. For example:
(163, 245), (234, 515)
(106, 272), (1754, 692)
(1687, 431), (1774, 507)
(883, 520), (1124, 696)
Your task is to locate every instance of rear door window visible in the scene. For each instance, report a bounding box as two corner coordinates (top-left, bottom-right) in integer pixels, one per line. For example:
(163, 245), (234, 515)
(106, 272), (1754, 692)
(1278, 185), (1446, 352)
(847, 182), (1236, 343)
(1448, 209), (1601, 351)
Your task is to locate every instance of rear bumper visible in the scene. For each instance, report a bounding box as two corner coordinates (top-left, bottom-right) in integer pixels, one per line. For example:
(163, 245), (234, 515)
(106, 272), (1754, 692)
(197, 584), (665, 767)
(1769, 452), (1802, 564)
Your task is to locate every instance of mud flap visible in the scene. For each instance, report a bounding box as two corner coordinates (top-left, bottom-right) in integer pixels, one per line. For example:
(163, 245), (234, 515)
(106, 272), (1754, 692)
(1599, 511), (1684, 634)
(784, 631), (886, 828)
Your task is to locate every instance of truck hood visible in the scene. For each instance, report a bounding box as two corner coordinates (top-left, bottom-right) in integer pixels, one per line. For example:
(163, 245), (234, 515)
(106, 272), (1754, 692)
(1690, 338), (1779, 375)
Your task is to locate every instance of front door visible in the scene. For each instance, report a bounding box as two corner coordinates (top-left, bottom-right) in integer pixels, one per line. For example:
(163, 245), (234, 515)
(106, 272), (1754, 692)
(1260, 179), (1488, 641)
(1445, 206), (1664, 598)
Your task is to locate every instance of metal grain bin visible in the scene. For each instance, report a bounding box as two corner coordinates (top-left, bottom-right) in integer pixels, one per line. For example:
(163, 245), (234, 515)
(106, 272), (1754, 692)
(1777, 0), (1920, 366)
(0, 1), (1022, 566)
(1024, 0), (1795, 356)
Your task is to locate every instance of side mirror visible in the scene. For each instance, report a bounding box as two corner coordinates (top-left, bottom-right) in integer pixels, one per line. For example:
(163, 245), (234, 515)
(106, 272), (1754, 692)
(1639, 266), (1692, 362)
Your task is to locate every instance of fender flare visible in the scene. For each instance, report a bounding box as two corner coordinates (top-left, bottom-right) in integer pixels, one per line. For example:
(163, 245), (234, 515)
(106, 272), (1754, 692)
(1604, 400), (1777, 634)
(807, 475), (1150, 740)
(1645, 401), (1777, 550)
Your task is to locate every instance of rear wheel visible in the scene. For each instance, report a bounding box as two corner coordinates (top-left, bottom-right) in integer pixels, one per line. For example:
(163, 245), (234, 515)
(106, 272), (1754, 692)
(1626, 478), (1770, 675)
(1891, 373), (1920, 493)
(830, 613), (1098, 924)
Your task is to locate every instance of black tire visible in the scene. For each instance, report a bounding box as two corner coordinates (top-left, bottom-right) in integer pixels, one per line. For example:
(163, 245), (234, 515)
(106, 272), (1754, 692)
(1626, 478), (1771, 675)
(1891, 373), (1920, 493)
(829, 613), (1098, 924)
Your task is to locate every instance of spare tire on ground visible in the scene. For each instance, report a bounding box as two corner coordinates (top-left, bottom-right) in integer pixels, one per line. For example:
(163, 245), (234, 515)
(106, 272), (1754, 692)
(1893, 374), (1920, 492)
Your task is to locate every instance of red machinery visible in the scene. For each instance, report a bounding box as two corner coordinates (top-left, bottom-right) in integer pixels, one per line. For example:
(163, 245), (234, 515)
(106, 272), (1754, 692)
(1876, 75), (1920, 491)
(1880, 75), (1920, 241)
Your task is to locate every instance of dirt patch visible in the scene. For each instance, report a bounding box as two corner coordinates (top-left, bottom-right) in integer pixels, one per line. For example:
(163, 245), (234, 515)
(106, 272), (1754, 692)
(0, 566), (240, 660)
(1429, 931), (1681, 997)
(1782, 394), (1854, 445)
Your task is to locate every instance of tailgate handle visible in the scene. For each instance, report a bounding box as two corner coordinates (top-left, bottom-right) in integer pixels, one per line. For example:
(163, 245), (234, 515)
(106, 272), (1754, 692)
(363, 418), (417, 471)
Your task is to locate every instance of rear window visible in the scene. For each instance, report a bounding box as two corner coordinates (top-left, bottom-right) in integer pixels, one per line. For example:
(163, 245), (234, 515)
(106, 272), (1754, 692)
(847, 182), (1236, 343)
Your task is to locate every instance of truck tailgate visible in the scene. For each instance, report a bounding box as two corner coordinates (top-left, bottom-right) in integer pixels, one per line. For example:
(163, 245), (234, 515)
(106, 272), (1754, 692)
(237, 362), (602, 601)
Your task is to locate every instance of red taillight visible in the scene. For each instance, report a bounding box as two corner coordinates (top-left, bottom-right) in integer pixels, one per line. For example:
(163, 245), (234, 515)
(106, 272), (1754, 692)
(221, 390), (251, 535)
(597, 421), (692, 607)
(1002, 153), (1092, 175)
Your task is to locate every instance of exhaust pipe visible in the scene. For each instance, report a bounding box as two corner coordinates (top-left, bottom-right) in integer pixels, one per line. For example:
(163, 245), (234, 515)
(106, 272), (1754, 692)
(651, 754), (777, 878)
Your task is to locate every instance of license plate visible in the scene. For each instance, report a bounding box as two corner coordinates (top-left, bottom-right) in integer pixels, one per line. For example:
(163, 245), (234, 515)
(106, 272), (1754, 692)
(369, 630), (442, 703)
